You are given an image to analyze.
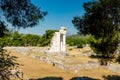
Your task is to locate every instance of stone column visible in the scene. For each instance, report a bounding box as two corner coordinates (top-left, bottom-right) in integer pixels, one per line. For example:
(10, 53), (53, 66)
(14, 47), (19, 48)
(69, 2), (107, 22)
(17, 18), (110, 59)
(60, 34), (63, 52)
(62, 34), (66, 52)
(49, 27), (66, 53)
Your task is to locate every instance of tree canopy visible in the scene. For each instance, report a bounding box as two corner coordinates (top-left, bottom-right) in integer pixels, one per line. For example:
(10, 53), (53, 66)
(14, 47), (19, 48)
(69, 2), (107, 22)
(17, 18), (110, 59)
(72, 0), (120, 65)
(0, 0), (47, 37)
(0, 0), (47, 79)
(0, 30), (60, 47)
(39, 30), (58, 46)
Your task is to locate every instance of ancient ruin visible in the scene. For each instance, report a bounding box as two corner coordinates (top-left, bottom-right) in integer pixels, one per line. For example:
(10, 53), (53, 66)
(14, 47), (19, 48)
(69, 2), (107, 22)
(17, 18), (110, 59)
(49, 27), (66, 53)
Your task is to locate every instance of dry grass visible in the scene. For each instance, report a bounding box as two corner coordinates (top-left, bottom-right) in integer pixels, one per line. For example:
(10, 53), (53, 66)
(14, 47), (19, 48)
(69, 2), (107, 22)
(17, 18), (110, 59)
(7, 48), (75, 80)
(5, 47), (120, 80)
(77, 68), (120, 80)
(67, 46), (91, 55)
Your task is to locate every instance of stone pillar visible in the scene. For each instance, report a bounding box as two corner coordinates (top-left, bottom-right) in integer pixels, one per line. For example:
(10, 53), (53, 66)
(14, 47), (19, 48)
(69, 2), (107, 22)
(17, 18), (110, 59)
(49, 27), (66, 53)
(57, 32), (60, 52)
(59, 27), (66, 52)
(62, 34), (66, 52)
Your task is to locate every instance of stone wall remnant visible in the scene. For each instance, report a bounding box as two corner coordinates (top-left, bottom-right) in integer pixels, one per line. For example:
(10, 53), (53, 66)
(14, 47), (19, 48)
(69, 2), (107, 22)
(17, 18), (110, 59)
(49, 27), (66, 53)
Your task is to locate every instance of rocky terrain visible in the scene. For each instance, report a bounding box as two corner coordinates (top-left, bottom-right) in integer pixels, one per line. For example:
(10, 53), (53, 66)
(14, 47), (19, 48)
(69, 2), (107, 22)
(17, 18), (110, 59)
(5, 47), (120, 80)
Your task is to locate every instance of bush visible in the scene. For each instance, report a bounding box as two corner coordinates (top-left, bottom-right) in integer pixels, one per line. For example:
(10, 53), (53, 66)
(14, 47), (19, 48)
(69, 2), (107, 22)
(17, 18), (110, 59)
(77, 43), (83, 48)
(67, 35), (91, 48)
(68, 48), (73, 50)
(39, 30), (58, 47)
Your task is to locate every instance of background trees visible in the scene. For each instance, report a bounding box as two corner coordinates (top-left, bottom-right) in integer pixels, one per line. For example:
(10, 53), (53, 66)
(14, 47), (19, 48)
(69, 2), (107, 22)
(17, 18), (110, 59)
(67, 35), (91, 48)
(72, 0), (120, 65)
(39, 30), (58, 46)
(22, 34), (41, 46)
(0, 30), (58, 47)
(10, 31), (24, 46)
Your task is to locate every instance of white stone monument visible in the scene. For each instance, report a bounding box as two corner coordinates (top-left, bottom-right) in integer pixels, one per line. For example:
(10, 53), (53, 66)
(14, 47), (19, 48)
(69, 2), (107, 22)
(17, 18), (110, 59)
(49, 27), (66, 53)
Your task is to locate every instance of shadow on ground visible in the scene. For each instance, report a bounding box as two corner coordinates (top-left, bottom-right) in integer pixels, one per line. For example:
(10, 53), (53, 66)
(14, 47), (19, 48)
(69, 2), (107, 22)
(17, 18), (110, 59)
(29, 75), (120, 80)
(70, 76), (100, 80)
(89, 54), (99, 59)
(29, 76), (99, 80)
(103, 75), (120, 80)
(29, 77), (63, 80)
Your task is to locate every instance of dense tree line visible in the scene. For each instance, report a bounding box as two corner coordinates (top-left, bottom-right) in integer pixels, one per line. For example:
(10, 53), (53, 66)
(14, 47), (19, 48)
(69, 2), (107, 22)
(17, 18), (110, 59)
(0, 30), (58, 47)
(0, 30), (92, 48)
(39, 30), (58, 46)
(67, 35), (91, 48)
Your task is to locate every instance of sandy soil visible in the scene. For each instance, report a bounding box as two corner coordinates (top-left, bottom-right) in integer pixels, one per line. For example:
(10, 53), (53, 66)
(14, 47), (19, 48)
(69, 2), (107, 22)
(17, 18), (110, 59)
(7, 49), (75, 80)
(6, 47), (120, 80)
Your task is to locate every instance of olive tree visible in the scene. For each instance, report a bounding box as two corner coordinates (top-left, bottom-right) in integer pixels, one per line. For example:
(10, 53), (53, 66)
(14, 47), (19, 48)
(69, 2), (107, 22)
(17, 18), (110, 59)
(72, 0), (120, 65)
(0, 0), (47, 79)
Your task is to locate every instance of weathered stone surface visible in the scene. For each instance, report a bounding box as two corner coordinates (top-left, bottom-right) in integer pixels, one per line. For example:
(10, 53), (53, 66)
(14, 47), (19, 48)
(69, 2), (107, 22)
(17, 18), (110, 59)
(49, 27), (66, 53)
(5, 47), (120, 74)
(108, 64), (120, 73)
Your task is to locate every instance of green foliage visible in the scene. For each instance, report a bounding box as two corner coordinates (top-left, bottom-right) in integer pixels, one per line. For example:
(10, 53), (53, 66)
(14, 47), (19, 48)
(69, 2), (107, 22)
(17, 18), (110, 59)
(22, 34), (41, 46)
(0, 0), (47, 28)
(0, 47), (19, 80)
(39, 30), (58, 46)
(0, 30), (58, 47)
(116, 46), (120, 63)
(0, 0), (47, 79)
(67, 35), (91, 48)
(72, 0), (120, 65)
(1, 30), (41, 47)
(116, 55), (120, 63)
(68, 48), (73, 51)
(0, 30), (12, 46)
(0, 37), (10, 47)
(0, 22), (9, 37)
(0, 0), (47, 38)
(10, 31), (24, 46)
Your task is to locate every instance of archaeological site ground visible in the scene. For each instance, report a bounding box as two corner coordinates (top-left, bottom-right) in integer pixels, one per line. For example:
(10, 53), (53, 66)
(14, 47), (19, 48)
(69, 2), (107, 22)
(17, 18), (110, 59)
(5, 46), (120, 80)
